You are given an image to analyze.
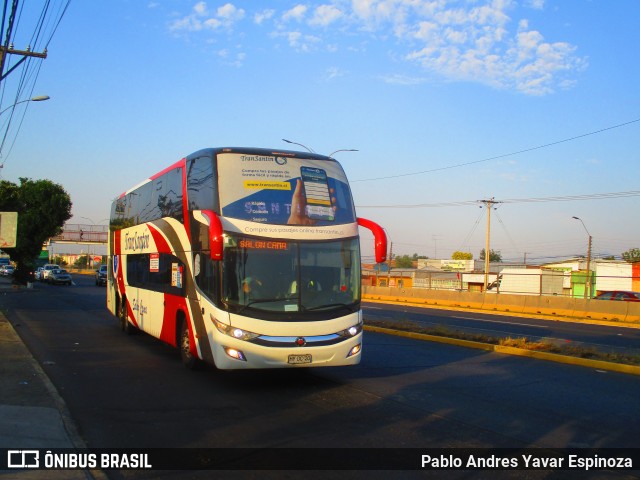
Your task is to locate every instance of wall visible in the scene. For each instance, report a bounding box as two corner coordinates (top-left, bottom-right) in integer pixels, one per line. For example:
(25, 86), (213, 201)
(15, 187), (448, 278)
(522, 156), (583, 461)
(363, 286), (640, 323)
(596, 263), (633, 292)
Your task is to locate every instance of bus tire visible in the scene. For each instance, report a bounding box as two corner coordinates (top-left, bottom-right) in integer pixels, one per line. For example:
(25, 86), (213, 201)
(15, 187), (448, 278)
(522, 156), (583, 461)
(180, 320), (200, 370)
(119, 297), (137, 335)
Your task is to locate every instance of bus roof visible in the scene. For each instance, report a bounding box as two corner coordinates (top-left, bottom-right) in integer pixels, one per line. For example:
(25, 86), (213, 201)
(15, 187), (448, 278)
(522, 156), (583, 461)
(116, 147), (337, 199)
(187, 147), (335, 163)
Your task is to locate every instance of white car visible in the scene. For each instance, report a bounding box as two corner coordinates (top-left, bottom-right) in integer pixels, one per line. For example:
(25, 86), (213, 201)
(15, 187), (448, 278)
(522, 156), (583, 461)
(41, 264), (60, 281)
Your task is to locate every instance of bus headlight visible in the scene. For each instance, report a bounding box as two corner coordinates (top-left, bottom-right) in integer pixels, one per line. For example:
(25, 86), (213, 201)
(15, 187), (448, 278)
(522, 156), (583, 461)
(336, 322), (362, 338)
(212, 317), (260, 341)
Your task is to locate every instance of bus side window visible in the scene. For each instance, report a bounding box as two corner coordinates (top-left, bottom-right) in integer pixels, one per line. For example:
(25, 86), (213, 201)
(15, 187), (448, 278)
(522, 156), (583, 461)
(194, 252), (219, 304)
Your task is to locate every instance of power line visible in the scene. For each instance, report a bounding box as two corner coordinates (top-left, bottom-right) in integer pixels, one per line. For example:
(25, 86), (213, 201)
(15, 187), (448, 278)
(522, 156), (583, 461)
(356, 190), (640, 209)
(0, 0), (71, 168)
(352, 117), (640, 183)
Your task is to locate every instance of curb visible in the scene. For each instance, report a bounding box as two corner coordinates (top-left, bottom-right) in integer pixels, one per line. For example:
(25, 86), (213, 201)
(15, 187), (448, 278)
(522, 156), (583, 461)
(364, 325), (640, 376)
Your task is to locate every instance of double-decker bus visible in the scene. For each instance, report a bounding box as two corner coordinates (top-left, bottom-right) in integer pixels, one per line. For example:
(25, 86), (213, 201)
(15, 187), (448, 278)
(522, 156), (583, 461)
(107, 147), (386, 370)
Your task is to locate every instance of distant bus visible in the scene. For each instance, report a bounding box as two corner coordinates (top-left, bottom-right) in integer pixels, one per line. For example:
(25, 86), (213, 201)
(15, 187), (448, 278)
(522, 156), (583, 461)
(107, 147), (386, 370)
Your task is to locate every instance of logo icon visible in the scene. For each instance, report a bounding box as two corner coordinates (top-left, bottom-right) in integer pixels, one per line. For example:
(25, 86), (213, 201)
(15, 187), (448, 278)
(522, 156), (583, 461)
(8, 450), (39, 468)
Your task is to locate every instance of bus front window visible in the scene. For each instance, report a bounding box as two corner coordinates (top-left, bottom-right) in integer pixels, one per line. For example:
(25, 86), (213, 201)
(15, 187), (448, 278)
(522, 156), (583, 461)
(222, 236), (360, 318)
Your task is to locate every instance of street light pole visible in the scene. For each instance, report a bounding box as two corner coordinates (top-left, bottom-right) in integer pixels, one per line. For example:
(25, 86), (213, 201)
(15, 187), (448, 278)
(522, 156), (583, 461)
(282, 138), (315, 153)
(0, 95), (50, 169)
(328, 148), (358, 157)
(0, 95), (50, 116)
(572, 216), (593, 299)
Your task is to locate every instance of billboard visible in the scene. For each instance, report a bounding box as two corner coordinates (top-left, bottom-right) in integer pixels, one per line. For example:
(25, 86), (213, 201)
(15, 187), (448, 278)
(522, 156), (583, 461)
(0, 212), (18, 248)
(217, 153), (356, 226)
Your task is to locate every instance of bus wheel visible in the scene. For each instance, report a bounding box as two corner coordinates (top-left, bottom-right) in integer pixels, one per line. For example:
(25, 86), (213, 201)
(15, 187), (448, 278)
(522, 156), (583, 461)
(119, 298), (137, 335)
(180, 321), (199, 370)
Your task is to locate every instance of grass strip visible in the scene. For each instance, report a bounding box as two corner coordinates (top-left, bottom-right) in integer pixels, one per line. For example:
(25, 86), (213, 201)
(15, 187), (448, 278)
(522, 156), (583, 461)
(366, 318), (640, 367)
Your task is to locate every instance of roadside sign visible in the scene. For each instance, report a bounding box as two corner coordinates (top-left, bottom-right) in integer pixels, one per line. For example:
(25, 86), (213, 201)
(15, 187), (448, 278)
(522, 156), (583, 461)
(0, 212), (18, 248)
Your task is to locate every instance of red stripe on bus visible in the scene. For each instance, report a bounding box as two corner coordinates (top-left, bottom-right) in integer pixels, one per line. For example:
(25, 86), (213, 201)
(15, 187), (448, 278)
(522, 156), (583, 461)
(147, 224), (171, 254)
(150, 157), (186, 181)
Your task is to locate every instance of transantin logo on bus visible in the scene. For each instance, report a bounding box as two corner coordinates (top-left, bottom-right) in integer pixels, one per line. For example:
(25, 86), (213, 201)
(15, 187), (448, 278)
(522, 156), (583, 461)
(240, 155), (287, 165)
(124, 231), (150, 252)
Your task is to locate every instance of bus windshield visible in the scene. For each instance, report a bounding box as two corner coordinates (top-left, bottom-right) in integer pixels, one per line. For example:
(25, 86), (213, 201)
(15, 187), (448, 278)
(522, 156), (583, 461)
(221, 235), (361, 317)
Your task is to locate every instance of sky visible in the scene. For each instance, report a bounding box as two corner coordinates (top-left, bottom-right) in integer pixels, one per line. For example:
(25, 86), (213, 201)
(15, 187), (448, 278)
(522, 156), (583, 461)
(0, 0), (639, 264)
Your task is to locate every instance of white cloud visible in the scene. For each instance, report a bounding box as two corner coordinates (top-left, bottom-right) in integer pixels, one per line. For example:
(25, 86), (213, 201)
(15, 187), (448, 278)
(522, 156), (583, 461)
(167, 1), (585, 94)
(217, 3), (245, 21)
(273, 30), (321, 52)
(398, 0), (586, 95)
(194, 1), (207, 16)
(217, 48), (246, 67)
(203, 18), (222, 30)
(255, 9), (275, 25)
(169, 1), (244, 32)
(310, 5), (344, 27)
(283, 4), (308, 22)
(324, 66), (345, 80)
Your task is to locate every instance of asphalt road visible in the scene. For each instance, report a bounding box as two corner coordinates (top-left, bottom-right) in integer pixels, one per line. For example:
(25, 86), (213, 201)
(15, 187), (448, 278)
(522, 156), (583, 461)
(363, 301), (640, 354)
(1, 275), (639, 479)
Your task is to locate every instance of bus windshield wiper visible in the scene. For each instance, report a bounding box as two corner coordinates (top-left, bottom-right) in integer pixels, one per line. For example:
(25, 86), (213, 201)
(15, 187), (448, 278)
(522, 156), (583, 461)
(304, 303), (356, 313)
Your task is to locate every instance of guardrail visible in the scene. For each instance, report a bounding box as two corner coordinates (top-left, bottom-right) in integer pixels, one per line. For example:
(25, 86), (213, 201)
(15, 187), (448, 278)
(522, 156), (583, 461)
(362, 286), (640, 324)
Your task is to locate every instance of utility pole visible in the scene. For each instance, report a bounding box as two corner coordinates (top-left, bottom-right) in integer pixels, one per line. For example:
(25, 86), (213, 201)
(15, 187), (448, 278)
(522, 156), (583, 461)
(0, 0), (47, 82)
(480, 198), (501, 291)
(0, 45), (48, 81)
(586, 234), (592, 299)
(572, 216), (593, 299)
(432, 234), (442, 259)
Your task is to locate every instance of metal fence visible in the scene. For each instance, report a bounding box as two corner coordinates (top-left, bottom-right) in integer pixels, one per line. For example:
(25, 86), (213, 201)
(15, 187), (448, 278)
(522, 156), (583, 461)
(50, 224), (108, 244)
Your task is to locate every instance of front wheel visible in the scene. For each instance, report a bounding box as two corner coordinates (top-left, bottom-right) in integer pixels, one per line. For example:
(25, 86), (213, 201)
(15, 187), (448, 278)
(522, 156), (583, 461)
(180, 321), (200, 370)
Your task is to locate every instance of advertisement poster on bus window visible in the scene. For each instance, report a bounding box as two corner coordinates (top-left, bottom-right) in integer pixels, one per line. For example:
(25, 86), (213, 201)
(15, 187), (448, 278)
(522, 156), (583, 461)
(217, 153), (356, 225)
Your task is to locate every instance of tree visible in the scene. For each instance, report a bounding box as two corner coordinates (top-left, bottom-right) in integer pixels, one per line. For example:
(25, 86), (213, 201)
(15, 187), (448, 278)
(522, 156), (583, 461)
(622, 248), (640, 263)
(451, 251), (473, 260)
(51, 255), (67, 266)
(74, 255), (90, 269)
(0, 178), (72, 283)
(479, 248), (502, 262)
(394, 254), (414, 268)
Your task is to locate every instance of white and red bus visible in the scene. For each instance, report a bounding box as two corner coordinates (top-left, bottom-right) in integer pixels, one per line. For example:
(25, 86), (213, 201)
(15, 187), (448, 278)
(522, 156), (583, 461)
(107, 147), (386, 370)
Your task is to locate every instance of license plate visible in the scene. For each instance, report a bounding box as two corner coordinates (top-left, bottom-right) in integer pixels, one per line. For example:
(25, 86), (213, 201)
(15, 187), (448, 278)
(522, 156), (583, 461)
(288, 354), (312, 365)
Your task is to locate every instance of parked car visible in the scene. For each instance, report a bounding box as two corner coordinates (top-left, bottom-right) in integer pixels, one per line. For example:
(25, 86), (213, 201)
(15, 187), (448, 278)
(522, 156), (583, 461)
(594, 291), (640, 302)
(0, 264), (15, 276)
(41, 264), (60, 282)
(96, 265), (108, 286)
(49, 268), (73, 286)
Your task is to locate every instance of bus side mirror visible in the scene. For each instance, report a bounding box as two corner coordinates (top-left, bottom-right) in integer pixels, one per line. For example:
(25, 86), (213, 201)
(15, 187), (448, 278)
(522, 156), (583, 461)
(193, 210), (224, 261)
(357, 217), (387, 264)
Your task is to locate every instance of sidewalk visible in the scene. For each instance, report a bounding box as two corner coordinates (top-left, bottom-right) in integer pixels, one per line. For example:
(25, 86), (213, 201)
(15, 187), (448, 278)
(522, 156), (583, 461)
(0, 276), (99, 478)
